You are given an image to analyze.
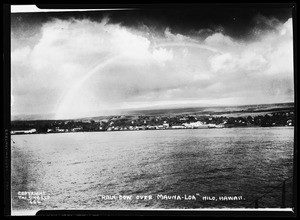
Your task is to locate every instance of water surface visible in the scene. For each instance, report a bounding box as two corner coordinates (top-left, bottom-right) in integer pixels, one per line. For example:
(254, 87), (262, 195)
(11, 127), (294, 213)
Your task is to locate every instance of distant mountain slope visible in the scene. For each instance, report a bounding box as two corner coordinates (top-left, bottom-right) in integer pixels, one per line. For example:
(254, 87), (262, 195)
(82, 102), (294, 121)
(11, 102), (294, 121)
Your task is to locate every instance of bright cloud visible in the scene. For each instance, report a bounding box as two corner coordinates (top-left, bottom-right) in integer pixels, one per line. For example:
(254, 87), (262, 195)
(11, 16), (294, 119)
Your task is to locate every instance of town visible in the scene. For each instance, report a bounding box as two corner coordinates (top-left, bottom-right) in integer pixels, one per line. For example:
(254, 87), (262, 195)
(11, 110), (294, 135)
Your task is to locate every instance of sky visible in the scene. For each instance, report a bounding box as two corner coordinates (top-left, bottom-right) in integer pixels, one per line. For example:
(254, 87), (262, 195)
(11, 5), (294, 119)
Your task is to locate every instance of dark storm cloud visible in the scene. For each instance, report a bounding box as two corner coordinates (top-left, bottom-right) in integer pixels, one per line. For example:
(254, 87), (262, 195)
(12, 4), (293, 40)
(95, 5), (293, 40)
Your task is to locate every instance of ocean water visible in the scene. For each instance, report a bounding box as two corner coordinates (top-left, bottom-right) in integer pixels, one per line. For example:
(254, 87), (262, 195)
(11, 127), (294, 213)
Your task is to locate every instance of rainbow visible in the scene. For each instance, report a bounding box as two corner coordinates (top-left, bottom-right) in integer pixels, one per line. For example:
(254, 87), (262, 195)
(55, 43), (221, 120)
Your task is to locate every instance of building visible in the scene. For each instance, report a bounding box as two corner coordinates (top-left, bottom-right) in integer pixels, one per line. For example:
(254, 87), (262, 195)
(71, 127), (82, 132)
(287, 119), (293, 126)
(163, 121), (169, 128)
(11, 129), (37, 134)
(171, 125), (185, 129)
(147, 125), (156, 130)
(208, 124), (217, 128)
(215, 124), (225, 128)
(183, 121), (207, 128)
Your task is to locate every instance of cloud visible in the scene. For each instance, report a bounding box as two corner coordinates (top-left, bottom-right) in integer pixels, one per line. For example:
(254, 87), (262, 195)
(208, 18), (293, 77)
(11, 46), (31, 64)
(205, 32), (236, 46)
(11, 16), (294, 119)
(164, 27), (197, 43)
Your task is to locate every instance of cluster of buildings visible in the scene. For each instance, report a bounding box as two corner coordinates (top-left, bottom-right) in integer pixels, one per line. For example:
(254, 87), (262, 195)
(182, 121), (224, 129)
(10, 110), (294, 135)
(101, 120), (224, 131)
(10, 120), (225, 134)
(46, 127), (83, 133)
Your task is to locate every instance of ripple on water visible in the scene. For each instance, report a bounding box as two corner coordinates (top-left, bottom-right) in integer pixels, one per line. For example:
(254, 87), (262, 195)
(11, 127), (294, 211)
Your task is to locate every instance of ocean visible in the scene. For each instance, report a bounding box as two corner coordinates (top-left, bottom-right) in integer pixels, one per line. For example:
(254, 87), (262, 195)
(11, 127), (294, 214)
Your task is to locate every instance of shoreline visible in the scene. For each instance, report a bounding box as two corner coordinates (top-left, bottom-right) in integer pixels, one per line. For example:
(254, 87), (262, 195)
(10, 125), (294, 135)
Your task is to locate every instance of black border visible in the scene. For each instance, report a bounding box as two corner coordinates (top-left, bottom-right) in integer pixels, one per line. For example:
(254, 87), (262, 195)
(35, 210), (296, 217)
(3, 2), (298, 217)
(3, 3), (11, 218)
(292, 1), (298, 217)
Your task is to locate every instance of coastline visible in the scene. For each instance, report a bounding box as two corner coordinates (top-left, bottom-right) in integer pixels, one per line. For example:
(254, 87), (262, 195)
(10, 125), (294, 135)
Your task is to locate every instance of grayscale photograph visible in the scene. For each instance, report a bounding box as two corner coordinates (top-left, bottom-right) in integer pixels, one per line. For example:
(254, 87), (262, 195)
(8, 4), (295, 216)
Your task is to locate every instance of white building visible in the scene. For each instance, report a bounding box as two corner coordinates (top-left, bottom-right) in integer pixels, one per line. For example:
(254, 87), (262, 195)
(163, 122), (169, 128)
(172, 125), (185, 129)
(11, 129), (37, 134)
(208, 124), (216, 128)
(183, 121), (206, 128)
(215, 124), (225, 128)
